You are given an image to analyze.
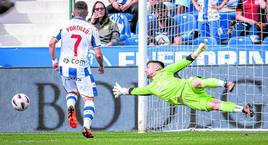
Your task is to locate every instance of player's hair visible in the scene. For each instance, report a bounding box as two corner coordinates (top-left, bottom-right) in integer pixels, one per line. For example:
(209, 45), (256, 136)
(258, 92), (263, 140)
(74, 1), (88, 18)
(147, 60), (165, 68)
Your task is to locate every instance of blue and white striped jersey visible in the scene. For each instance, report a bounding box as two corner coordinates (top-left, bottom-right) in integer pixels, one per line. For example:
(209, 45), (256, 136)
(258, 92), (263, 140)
(52, 17), (101, 78)
(197, 0), (220, 22)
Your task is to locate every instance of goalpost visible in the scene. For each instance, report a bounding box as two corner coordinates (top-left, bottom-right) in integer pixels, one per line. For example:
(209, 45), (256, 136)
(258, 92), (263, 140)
(138, 0), (268, 132)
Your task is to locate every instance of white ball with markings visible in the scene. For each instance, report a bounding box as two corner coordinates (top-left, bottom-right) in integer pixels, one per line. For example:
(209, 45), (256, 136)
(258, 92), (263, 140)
(11, 93), (30, 111)
(155, 34), (170, 45)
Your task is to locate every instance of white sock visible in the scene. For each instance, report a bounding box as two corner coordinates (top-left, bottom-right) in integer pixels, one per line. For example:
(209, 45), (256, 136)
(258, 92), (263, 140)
(83, 100), (95, 129)
(66, 93), (78, 108)
(234, 105), (243, 112)
(217, 80), (225, 87)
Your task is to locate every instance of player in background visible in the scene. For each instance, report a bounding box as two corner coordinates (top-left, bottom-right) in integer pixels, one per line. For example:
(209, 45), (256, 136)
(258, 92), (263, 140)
(113, 43), (255, 117)
(49, 1), (104, 138)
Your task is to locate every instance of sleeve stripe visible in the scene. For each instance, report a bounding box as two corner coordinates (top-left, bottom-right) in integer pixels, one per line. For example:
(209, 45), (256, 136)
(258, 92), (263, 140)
(54, 29), (62, 41)
(91, 35), (101, 47)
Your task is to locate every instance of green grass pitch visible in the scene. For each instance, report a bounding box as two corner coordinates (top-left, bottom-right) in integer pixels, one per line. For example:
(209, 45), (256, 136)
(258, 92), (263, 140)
(0, 131), (268, 145)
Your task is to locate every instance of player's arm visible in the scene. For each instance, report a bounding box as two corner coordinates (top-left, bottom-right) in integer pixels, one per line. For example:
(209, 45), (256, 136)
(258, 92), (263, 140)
(94, 47), (104, 73)
(92, 27), (104, 73)
(49, 27), (62, 71)
(49, 37), (59, 71)
(113, 82), (152, 98)
(164, 43), (206, 73)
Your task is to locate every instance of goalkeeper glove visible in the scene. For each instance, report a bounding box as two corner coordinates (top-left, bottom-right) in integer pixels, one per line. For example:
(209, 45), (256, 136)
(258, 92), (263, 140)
(192, 43), (207, 59)
(112, 82), (129, 98)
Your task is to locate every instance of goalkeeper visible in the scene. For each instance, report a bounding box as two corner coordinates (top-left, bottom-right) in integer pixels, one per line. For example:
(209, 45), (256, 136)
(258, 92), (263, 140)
(113, 43), (254, 117)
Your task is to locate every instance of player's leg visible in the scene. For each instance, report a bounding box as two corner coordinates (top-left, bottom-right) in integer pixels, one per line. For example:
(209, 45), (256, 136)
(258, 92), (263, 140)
(81, 96), (95, 138)
(77, 75), (97, 138)
(61, 77), (78, 128)
(209, 99), (255, 117)
(190, 77), (235, 92)
(182, 84), (254, 117)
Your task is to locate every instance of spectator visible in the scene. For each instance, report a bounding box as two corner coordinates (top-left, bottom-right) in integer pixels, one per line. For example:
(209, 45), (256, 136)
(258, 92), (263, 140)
(230, 0), (267, 43)
(262, 2), (268, 39)
(149, 0), (176, 16)
(107, 0), (138, 33)
(148, 3), (182, 45)
(192, 0), (229, 44)
(89, 1), (120, 46)
(175, 0), (192, 14)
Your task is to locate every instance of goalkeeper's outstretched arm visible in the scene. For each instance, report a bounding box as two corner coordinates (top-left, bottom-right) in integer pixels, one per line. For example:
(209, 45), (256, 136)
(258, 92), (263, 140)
(113, 82), (129, 98)
(112, 82), (151, 98)
(163, 43), (207, 73)
(191, 43), (206, 59)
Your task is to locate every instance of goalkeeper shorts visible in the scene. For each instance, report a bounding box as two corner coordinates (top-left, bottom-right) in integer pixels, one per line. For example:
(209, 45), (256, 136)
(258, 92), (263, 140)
(182, 77), (213, 111)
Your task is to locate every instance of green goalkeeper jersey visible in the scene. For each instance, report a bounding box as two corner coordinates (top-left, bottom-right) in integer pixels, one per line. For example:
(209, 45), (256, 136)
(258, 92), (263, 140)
(130, 56), (194, 105)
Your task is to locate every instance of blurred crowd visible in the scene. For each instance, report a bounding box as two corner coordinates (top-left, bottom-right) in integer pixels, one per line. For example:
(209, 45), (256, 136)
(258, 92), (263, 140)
(2, 0), (267, 46)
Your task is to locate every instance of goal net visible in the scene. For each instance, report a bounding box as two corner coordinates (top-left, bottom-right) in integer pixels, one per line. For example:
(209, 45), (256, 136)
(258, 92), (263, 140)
(141, 1), (268, 132)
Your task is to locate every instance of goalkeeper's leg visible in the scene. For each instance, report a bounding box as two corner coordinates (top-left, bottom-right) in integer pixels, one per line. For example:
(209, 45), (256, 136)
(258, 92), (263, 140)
(191, 77), (235, 92)
(183, 91), (255, 117)
(208, 99), (255, 117)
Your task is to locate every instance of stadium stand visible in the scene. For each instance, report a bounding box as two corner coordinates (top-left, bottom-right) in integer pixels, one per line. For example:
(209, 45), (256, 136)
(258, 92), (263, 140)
(228, 36), (253, 45)
(124, 35), (138, 45)
(174, 13), (197, 42)
(135, 14), (157, 35)
(192, 36), (218, 45)
(0, 0), (69, 46)
(262, 37), (268, 45)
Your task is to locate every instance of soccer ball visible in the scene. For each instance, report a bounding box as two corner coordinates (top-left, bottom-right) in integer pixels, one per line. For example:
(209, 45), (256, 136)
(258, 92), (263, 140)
(11, 93), (30, 111)
(155, 34), (170, 45)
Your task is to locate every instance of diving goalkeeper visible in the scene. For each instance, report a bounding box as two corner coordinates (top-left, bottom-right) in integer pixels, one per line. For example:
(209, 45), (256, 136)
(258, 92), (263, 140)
(113, 43), (255, 117)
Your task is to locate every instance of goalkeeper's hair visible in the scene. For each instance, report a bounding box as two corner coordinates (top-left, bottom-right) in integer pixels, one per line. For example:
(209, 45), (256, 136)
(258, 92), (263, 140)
(147, 60), (165, 68)
(74, 1), (88, 18)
